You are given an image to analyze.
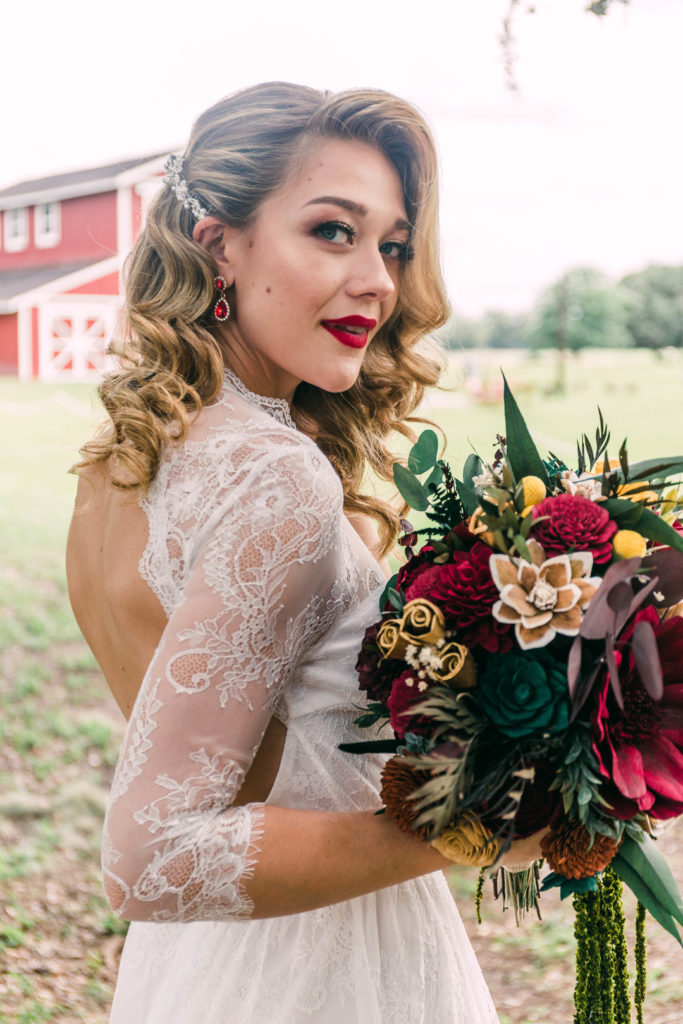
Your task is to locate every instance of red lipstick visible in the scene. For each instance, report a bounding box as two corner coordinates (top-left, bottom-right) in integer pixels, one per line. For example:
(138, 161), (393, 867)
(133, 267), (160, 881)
(321, 315), (377, 350)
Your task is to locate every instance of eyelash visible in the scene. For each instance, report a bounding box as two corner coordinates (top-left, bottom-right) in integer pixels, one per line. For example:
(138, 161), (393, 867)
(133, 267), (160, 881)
(312, 220), (413, 262)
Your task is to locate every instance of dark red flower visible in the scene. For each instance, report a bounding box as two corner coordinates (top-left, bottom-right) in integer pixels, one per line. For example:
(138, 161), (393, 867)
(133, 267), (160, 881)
(356, 621), (401, 703)
(510, 761), (563, 839)
(387, 669), (432, 739)
(530, 493), (618, 564)
(591, 607), (683, 819)
(396, 542), (436, 594)
(406, 541), (513, 653)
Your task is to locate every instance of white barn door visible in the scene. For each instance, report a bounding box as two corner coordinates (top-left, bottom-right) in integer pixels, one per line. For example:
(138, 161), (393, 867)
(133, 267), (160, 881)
(39, 299), (118, 381)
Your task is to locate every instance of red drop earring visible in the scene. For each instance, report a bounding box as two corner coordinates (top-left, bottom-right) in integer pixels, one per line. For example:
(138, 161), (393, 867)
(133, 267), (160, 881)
(213, 276), (230, 322)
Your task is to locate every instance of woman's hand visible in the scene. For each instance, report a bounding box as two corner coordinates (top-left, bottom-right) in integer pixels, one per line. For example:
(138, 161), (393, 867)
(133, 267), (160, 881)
(498, 829), (545, 872)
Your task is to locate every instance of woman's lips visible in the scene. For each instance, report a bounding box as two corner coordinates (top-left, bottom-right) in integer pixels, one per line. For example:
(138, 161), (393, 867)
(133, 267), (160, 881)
(321, 316), (377, 350)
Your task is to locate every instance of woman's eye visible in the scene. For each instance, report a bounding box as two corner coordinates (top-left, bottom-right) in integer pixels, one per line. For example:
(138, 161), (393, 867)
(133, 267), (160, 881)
(313, 221), (355, 245)
(379, 240), (413, 262)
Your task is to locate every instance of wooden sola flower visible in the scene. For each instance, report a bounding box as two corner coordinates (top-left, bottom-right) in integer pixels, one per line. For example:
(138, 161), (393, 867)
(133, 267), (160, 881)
(490, 539), (602, 650)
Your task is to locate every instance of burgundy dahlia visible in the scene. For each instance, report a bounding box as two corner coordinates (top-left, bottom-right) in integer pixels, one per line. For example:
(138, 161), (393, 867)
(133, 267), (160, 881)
(530, 493), (617, 564)
(387, 669), (432, 739)
(395, 542), (436, 594)
(591, 607), (683, 820)
(406, 541), (512, 653)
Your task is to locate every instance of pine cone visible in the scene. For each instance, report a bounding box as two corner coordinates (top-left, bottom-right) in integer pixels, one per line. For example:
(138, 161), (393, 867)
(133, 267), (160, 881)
(540, 819), (620, 879)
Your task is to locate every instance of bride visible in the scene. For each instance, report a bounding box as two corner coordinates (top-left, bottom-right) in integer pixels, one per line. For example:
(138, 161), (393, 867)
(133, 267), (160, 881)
(66, 81), (515, 1022)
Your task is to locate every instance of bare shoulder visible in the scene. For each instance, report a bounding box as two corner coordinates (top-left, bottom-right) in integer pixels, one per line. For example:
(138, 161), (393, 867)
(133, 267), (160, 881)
(346, 513), (391, 577)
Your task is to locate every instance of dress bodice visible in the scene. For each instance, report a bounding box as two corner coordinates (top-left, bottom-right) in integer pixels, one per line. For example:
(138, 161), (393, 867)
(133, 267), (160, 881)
(102, 373), (385, 923)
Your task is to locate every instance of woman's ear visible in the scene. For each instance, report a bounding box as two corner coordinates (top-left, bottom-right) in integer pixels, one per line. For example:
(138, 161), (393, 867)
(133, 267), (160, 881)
(192, 217), (238, 284)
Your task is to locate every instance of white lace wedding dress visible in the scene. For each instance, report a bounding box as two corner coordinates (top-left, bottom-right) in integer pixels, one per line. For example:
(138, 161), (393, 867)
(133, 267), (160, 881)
(103, 370), (499, 1023)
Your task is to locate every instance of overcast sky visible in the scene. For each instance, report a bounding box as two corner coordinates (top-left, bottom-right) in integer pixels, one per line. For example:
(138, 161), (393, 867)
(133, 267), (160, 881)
(2, 0), (682, 315)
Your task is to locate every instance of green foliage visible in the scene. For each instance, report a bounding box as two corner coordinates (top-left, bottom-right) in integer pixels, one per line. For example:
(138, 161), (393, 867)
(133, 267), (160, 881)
(619, 264), (683, 349)
(408, 429), (439, 473)
(503, 373), (550, 485)
(529, 267), (631, 352)
(612, 834), (683, 945)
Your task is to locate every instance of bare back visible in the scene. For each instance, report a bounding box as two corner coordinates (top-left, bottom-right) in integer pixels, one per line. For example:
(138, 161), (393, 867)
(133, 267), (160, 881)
(66, 462), (286, 801)
(66, 466), (166, 719)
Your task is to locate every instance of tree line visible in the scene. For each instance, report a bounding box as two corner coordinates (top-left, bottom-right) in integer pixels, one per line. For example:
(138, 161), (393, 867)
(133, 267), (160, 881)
(441, 264), (683, 352)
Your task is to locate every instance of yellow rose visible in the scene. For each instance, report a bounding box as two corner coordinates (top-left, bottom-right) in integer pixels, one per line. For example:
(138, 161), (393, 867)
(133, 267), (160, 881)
(431, 812), (501, 867)
(376, 618), (407, 661)
(612, 529), (647, 560)
(429, 642), (477, 689)
(398, 599), (446, 647)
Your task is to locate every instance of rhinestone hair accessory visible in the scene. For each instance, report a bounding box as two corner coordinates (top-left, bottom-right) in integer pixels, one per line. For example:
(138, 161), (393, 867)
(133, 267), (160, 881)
(163, 153), (208, 221)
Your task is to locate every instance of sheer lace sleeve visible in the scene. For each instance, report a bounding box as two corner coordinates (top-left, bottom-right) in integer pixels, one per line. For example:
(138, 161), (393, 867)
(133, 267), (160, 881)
(102, 438), (344, 923)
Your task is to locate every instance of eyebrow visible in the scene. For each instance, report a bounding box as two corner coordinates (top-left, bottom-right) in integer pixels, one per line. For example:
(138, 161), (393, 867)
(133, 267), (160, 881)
(304, 195), (411, 233)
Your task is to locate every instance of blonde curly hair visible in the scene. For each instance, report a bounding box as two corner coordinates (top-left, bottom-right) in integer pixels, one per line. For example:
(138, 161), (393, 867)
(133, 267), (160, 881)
(75, 82), (449, 556)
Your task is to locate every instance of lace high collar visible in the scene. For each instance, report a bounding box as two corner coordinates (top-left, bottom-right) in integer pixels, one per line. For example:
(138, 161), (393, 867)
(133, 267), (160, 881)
(223, 366), (296, 430)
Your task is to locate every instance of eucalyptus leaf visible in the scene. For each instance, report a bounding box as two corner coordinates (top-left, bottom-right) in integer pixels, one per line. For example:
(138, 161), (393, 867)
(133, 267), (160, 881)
(408, 429), (439, 474)
(379, 573), (398, 611)
(393, 462), (430, 511)
(463, 453), (483, 487)
(387, 588), (405, 613)
(502, 373), (550, 487)
(456, 479), (480, 516)
(426, 463), (444, 489)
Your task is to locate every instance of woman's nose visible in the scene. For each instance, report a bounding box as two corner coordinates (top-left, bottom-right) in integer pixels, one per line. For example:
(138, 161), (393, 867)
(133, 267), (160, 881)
(346, 247), (396, 301)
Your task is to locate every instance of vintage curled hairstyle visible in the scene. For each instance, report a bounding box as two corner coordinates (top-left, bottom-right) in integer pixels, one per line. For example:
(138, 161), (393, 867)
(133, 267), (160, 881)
(76, 81), (449, 554)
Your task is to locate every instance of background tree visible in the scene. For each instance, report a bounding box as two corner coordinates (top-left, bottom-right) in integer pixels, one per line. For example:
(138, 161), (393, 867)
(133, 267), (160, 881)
(438, 310), (529, 350)
(619, 264), (683, 350)
(528, 267), (630, 352)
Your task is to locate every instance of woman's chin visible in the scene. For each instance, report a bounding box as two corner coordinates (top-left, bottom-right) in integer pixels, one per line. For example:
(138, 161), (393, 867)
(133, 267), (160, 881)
(307, 363), (364, 394)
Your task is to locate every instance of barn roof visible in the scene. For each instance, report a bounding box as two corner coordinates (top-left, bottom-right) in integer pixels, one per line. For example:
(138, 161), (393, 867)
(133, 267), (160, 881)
(0, 259), (120, 312)
(0, 153), (169, 209)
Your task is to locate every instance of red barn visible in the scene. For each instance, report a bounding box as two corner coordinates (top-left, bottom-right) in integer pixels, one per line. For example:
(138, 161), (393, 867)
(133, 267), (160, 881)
(0, 153), (168, 380)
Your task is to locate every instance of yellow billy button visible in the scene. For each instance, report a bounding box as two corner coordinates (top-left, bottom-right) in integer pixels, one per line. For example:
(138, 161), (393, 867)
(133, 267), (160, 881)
(518, 475), (546, 517)
(612, 529), (647, 560)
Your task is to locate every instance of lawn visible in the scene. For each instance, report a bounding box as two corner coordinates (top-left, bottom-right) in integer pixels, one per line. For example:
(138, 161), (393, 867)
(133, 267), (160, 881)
(0, 349), (681, 1023)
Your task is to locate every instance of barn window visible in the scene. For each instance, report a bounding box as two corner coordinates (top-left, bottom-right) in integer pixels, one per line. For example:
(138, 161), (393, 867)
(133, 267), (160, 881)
(35, 202), (61, 248)
(4, 207), (28, 252)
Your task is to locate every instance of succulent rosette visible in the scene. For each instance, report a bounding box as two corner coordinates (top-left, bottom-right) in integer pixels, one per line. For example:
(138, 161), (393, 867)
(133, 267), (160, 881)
(476, 647), (570, 739)
(344, 375), (683, 1016)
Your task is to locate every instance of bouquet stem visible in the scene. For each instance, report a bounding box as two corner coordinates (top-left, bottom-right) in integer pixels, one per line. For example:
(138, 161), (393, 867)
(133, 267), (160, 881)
(490, 862), (542, 925)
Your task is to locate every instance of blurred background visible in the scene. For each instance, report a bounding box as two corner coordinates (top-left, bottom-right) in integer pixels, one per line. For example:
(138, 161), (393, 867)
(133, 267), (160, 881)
(1, 1), (682, 1021)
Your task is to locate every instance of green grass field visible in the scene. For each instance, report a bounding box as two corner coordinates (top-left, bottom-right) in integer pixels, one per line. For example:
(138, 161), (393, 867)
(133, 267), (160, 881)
(0, 349), (681, 1023)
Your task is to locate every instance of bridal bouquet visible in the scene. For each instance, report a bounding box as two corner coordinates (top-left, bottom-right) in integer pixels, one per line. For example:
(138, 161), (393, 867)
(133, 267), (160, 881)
(343, 377), (683, 1023)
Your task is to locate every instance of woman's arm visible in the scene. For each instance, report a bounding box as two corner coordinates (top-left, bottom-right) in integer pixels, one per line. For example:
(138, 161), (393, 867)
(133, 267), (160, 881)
(103, 442), (449, 924)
